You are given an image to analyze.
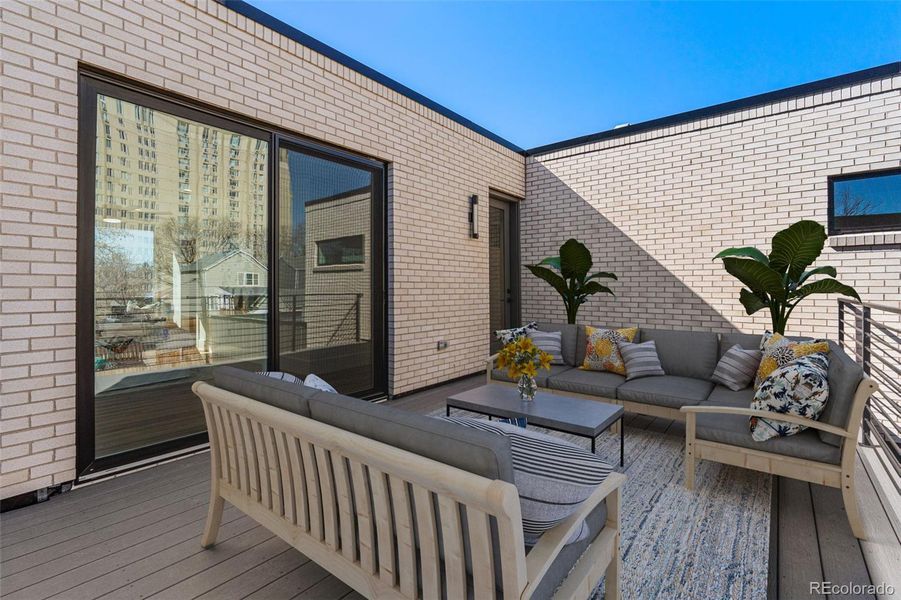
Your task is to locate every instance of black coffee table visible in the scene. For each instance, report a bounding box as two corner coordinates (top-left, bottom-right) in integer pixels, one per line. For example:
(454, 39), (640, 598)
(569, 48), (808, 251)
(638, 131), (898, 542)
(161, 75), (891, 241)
(446, 384), (625, 466)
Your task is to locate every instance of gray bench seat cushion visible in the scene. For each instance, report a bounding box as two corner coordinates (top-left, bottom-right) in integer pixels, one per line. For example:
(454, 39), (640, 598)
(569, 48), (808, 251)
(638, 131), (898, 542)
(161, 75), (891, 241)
(638, 329), (719, 380)
(696, 386), (842, 465)
(535, 322), (581, 366)
(718, 332), (763, 358)
(491, 364), (573, 387)
(528, 499), (608, 599)
(307, 390), (515, 483)
(213, 366), (314, 417)
(616, 375), (714, 409)
(546, 368), (624, 398)
(819, 341), (865, 447)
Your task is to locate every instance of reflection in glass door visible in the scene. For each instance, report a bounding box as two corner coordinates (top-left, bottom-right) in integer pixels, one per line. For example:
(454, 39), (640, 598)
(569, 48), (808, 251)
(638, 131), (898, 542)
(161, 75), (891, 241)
(277, 144), (385, 397)
(87, 86), (269, 466)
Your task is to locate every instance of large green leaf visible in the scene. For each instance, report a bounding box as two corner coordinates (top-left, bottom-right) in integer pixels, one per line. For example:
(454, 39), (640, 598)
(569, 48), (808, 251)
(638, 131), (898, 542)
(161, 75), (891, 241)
(559, 239), (592, 280)
(769, 220), (826, 280)
(526, 265), (569, 298)
(713, 246), (770, 265)
(580, 281), (615, 297)
(537, 256), (561, 271)
(796, 265), (837, 287)
(587, 271), (618, 281)
(739, 288), (768, 315)
(722, 257), (786, 300)
(791, 278), (861, 301)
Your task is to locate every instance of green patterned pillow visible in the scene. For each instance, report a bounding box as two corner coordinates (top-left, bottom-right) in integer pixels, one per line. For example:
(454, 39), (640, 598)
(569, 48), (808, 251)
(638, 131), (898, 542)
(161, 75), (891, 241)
(749, 353), (830, 442)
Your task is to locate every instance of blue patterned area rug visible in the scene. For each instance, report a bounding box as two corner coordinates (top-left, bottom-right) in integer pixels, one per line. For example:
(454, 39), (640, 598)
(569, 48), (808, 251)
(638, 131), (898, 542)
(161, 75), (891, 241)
(437, 411), (771, 600)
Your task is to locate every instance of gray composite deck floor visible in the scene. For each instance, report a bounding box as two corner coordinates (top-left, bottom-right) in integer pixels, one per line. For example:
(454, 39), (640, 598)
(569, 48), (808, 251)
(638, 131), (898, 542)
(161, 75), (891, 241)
(1, 374), (897, 599)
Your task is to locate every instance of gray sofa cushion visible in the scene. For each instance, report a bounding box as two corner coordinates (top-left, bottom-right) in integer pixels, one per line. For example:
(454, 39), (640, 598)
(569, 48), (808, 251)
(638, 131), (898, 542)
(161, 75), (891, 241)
(819, 341), (865, 447)
(528, 498), (608, 599)
(547, 368), (625, 398)
(491, 364), (573, 387)
(696, 386), (841, 464)
(639, 329), (719, 379)
(718, 332), (763, 358)
(617, 375), (714, 409)
(307, 391), (515, 483)
(213, 366), (313, 417)
(536, 322), (580, 366)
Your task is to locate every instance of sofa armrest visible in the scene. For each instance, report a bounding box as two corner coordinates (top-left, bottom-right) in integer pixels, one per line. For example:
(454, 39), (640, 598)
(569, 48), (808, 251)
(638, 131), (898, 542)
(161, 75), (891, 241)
(680, 405), (853, 439)
(522, 472), (626, 597)
(486, 353), (499, 384)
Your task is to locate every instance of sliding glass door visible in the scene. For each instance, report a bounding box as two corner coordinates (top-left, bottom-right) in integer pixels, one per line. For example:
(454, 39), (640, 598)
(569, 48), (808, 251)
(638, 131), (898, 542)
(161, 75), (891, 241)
(276, 142), (386, 398)
(78, 75), (386, 477)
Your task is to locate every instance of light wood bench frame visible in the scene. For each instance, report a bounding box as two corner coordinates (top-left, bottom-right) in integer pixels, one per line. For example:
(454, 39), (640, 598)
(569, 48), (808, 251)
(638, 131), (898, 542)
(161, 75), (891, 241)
(682, 377), (878, 540)
(486, 355), (879, 539)
(193, 381), (625, 599)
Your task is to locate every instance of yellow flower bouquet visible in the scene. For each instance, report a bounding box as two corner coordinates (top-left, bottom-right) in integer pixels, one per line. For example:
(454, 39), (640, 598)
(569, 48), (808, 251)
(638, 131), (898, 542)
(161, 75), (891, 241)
(496, 336), (553, 401)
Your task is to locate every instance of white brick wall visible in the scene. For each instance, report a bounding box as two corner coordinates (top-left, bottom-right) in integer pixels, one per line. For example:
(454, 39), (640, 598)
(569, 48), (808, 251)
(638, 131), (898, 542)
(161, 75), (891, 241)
(0, 0), (524, 499)
(522, 76), (901, 337)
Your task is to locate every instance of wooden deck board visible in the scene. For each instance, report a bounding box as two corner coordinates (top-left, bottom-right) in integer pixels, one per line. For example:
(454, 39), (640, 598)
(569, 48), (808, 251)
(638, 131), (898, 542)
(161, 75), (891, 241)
(1, 373), (892, 600)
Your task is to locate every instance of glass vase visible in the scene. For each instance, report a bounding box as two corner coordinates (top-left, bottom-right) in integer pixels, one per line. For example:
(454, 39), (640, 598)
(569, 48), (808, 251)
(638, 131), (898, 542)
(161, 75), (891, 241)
(517, 374), (538, 401)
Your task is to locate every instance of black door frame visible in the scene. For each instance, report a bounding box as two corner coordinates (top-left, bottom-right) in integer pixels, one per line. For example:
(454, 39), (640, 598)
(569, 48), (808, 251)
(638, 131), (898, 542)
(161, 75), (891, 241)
(488, 191), (522, 341)
(271, 134), (388, 400)
(76, 71), (389, 479)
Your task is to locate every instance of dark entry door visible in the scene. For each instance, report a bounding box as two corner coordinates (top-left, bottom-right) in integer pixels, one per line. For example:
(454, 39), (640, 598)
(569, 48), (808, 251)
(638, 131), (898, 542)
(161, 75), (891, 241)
(489, 198), (514, 352)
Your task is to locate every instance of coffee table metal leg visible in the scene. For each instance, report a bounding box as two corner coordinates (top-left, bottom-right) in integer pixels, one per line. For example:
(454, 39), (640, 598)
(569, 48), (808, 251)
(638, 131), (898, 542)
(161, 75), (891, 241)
(446, 405), (450, 417)
(591, 437), (595, 453)
(620, 418), (624, 467)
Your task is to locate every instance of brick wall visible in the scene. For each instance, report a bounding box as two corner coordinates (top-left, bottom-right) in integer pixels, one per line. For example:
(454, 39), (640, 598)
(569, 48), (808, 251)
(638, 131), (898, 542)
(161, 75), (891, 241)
(0, 0), (524, 499)
(522, 75), (901, 338)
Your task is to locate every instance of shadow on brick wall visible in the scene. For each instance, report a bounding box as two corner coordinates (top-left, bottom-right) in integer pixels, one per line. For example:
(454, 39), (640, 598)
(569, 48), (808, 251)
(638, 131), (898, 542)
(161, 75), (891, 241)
(521, 161), (740, 333)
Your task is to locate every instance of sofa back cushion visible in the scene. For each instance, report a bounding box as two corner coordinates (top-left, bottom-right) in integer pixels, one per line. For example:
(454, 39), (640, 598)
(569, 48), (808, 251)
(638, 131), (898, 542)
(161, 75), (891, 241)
(307, 391), (515, 483)
(819, 341), (865, 447)
(213, 366), (313, 417)
(718, 332), (763, 358)
(536, 322), (579, 366)
(638, 328), (719, 379)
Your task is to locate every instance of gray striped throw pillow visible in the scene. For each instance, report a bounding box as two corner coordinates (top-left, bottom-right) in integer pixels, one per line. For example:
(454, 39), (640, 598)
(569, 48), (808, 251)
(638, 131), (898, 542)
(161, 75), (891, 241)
(712, 345), (762, 391)
(441, 416), (613, 545)
(258, 371), (303, 385)
(527, 330), (564, 365)
(618, 340), (665, 380)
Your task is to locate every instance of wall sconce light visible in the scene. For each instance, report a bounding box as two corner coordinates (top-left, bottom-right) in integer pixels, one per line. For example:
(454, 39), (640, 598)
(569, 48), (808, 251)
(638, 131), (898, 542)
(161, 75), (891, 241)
(469, 194), (479, 239)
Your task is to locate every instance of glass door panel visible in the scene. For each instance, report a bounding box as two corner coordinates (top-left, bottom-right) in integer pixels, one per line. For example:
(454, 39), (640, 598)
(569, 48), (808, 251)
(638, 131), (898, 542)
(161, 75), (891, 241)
(277, 145), (384, 397)
(91, 93), (269, 459)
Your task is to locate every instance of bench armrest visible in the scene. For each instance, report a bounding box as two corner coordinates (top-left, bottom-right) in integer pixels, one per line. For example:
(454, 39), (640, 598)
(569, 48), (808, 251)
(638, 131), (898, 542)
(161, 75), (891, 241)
(680, 405), (852, 438)
(486, 353), (499, 383)
(523, 472), (626, 597)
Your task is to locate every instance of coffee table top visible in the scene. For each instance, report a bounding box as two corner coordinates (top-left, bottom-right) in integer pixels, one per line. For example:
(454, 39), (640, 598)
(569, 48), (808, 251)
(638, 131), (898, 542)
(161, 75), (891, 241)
(447, 384), (623, 437)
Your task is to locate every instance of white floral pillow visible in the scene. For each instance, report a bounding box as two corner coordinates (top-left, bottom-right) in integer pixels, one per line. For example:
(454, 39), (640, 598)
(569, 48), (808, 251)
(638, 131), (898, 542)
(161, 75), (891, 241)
(495, 321), (538, 344)
(749, 353), (830, 442)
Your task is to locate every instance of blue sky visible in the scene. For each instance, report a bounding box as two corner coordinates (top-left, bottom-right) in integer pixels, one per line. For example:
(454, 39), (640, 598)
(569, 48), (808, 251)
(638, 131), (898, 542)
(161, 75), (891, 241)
(247, 1), (900, 150)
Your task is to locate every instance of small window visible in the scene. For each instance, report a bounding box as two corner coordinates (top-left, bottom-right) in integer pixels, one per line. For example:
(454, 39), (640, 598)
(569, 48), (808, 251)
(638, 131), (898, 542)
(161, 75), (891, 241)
(237, 272), (259, 286)
(829, 169), (901, 235)
(316, 235), (365, 266)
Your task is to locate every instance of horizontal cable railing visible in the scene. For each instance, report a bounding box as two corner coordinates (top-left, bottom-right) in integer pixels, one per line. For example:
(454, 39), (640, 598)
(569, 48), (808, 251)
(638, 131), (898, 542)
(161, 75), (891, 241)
(94, 292), (364, 372)
(838, 299), (901, 491)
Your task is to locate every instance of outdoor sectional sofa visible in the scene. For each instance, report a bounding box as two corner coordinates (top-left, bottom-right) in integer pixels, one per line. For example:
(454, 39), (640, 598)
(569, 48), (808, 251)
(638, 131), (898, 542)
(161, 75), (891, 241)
(488, 323), (878, 538)
(192, 367), (625, 599)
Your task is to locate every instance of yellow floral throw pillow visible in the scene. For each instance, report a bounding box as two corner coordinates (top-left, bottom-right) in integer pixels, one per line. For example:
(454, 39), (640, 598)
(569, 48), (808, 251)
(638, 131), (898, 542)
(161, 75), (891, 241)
(580, 326), (638, 375)
(754, 331), (829, 389)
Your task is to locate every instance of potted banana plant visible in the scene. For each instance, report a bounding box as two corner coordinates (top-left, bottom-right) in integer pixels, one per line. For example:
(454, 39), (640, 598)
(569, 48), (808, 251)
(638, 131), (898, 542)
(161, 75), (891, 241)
(714, 220), (860, 335)
(526, 239), (617, 324)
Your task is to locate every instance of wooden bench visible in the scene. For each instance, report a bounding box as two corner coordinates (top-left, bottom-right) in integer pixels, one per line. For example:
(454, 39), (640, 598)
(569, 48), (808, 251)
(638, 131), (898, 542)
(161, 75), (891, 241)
(193, 381), (625, 599)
